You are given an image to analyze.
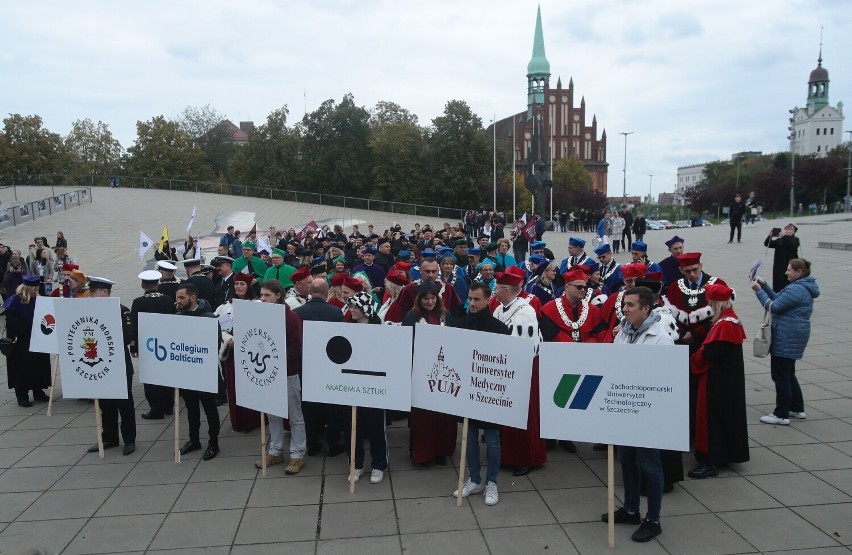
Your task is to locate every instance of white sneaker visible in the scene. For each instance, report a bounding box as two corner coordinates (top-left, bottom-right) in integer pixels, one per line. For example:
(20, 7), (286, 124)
(453, 477), (484, 498)
(348, 468), (363, 483)
(760, 414), (790, 426)
(790, 411), (807, 419)
(484, 481), (499, 506)
(370, 469), (384, 484)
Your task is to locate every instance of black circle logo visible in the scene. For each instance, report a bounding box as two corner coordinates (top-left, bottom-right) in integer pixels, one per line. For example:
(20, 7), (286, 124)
(326, 336), (352, 364)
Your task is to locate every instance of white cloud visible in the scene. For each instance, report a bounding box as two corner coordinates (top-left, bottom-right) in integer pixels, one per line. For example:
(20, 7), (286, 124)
(0, 0), (847, 199)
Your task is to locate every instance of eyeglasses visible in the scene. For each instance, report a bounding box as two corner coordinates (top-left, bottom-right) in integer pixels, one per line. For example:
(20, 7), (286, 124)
(570, 284), (588, 291)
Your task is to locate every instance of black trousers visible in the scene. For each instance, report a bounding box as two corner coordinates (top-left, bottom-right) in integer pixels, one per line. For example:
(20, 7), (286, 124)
(144, 383), (174, 416)
(347, 407), (388, 471)
(729, 222), (742, 242)
(182, 390), (220, 446)
(101, 369), (136, 444)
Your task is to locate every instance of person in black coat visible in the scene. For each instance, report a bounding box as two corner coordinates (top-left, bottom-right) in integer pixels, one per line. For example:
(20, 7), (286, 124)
(764, 224), (800, 292)
(452, 282), (510, 504)
(86, 277), (138, 456)
(728, 194), (747, 243)
(131, 270), (177, 419)
(183, 258), (217, 309)
(2, 276), (51, 406)
(294, 278), (346, 455)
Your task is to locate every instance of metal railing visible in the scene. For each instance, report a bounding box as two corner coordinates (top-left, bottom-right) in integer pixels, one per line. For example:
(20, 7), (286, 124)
(2, 174), (474, 222)
(0, 187), (93, 231)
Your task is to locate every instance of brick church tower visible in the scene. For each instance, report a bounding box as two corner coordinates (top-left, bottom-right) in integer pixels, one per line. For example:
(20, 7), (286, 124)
(491, 6), (609, 207)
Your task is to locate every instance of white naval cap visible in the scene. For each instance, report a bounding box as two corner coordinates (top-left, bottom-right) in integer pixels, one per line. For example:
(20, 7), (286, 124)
(156, 260), (177, 271)
(138, 270), (162, 282)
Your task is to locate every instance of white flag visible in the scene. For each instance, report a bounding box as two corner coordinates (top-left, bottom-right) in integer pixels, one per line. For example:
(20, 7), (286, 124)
(521, 212), (528, 225)
(256, 235), (272, 254)
(187, 205), (196, 233)
(139, 231), (155, 260)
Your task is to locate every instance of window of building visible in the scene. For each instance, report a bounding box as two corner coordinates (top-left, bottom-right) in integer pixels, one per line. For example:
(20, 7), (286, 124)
(831, 128), (834, 135)
(817, 145), (821, 152)
(817, 128), (820, 135)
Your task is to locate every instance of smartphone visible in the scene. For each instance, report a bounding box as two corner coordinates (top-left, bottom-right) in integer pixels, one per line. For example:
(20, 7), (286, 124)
(771, 228), (781, 236)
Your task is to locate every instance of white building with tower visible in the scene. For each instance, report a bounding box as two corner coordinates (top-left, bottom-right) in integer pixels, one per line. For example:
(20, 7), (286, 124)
(790, 48), (844, 157)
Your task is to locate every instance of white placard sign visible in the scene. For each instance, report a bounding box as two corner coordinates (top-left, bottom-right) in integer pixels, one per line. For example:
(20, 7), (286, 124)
(411, 323), (534, 429)
(538, 343), (689, 451)
(138, 313), (219, 393)
(30, 296), (59, 353)
(231, 299), (288, 418)
(302, 321), (413, 411)
(54, 298), (128, 399)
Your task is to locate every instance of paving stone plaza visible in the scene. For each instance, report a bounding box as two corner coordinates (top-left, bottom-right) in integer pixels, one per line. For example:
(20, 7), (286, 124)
(0, 186), (850, 554)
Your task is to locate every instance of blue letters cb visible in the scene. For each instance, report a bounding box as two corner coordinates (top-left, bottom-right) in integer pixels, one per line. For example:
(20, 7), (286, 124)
(146, 337), (167, 361)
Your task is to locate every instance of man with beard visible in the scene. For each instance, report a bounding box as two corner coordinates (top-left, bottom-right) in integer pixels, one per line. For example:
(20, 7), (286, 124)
(175, 284), (221, 461)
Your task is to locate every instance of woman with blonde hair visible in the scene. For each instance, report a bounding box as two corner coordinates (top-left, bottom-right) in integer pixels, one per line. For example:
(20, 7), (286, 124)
(379, 270), (408, 323)
(2, 276), (51, 406)
(689, 283), (749, 479)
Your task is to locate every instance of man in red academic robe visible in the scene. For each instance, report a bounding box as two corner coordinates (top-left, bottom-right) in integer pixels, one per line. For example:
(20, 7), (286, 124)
(540, 267), (609, 453)
(387, 258), (461, 321)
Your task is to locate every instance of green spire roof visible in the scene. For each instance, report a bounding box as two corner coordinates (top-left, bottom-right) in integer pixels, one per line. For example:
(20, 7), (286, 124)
(527, 5), (550, 76)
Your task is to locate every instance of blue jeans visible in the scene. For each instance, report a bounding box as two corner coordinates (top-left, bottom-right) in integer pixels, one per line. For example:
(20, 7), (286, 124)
(770, 356), (804, 419)
(467, 425), (500, 484)
(619, 445), (663, 522)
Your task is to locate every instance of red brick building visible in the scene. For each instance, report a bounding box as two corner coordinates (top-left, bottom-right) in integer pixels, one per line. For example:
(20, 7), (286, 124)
(490, 7), (608, 195)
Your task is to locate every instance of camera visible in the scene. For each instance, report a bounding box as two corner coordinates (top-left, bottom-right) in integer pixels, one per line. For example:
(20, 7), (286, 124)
(771, 228), (781, 237)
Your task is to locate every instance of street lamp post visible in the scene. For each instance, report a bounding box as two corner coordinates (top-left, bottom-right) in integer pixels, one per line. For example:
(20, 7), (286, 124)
(493, 114), (497, 213)
(619, 132), (634, 206)
(788, 110), (796, 218)
(846, 130), (852, 213)
(648, 174), (654, 205)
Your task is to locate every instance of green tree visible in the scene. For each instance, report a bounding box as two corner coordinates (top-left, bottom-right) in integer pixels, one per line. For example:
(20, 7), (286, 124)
(64, 118), (123, 177)
(176, 104), (239, 180)
(369, 101), (428, 203)
(125, 116), (212, 181)
(427, 100), (491, 208)
(0, 114), (65, 184)
(298, 94), (372, 197)
(229, 106), (301, 188)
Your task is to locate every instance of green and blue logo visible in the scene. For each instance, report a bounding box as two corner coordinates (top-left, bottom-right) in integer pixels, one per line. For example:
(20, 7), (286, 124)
(553, 374), (603, 410)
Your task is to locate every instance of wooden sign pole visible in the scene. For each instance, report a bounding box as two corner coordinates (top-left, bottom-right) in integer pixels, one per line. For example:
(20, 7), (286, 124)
(47, 354), (59, 416)
(607, 444), (615, 549)
(174, 388), (181, 463)
(348, 406), (357, 494)
(94, 399), (104, 459)
(260, 412), (267, 477)
(456, 418), (470, 507)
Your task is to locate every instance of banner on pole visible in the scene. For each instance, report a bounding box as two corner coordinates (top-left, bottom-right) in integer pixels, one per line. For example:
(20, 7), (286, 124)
(30, 296), (59, 354)
(302, 321), (413, 411)
(232, 300), (288, 418)
(138, 313), (219, 393)
(411, 324), (534, 429)
(538, 343), (690, 451)
(54, 298), (128, 399)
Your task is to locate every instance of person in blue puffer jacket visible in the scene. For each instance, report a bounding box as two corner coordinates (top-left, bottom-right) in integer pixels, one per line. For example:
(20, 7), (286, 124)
(751, 258), (819, 426)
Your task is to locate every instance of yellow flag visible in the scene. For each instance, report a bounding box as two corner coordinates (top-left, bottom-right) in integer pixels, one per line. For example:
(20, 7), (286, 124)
(158, 225), (169, 253)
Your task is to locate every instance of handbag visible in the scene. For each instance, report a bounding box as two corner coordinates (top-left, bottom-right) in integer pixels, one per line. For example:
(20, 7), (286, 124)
(0, 336), (17, 357)
(753, 302), (772, 358)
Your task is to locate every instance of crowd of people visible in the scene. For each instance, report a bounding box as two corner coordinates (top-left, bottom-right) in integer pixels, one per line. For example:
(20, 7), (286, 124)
(0, 212), (820, 544)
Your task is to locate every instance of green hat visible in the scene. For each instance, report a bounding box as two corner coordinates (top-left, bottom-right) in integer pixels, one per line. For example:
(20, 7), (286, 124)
(454, 239), (468, 247)
(242, 241), (256, 250)
(486, 242), (498, 252)
(271, 248), (286, 257)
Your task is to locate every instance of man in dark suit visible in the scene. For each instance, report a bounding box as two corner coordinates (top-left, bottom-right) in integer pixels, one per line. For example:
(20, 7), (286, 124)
(130, 270), (177, 419)
(294, 278), (346, 456)
(213, 256), (235, 307)
(183, 258), (217, 309)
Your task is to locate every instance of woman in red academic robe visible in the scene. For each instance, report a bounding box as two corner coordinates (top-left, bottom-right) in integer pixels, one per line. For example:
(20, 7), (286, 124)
(688, 283), (750, 479)
(402, 282), (457, 465)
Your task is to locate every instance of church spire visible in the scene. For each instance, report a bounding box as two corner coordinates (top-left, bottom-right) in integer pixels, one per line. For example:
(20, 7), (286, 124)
(526, 4), (550, 118)
(807, 37), (830, 111)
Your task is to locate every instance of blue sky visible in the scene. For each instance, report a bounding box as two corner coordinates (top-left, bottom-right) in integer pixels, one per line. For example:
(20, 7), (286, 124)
(1, 0), (848, 199)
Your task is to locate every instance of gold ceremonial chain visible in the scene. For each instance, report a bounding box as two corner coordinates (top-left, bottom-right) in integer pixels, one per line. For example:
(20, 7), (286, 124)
(555, 298), (589, 342)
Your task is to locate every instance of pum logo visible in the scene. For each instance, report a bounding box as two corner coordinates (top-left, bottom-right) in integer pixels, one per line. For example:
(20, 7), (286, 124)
(553, 374), (603, 410)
